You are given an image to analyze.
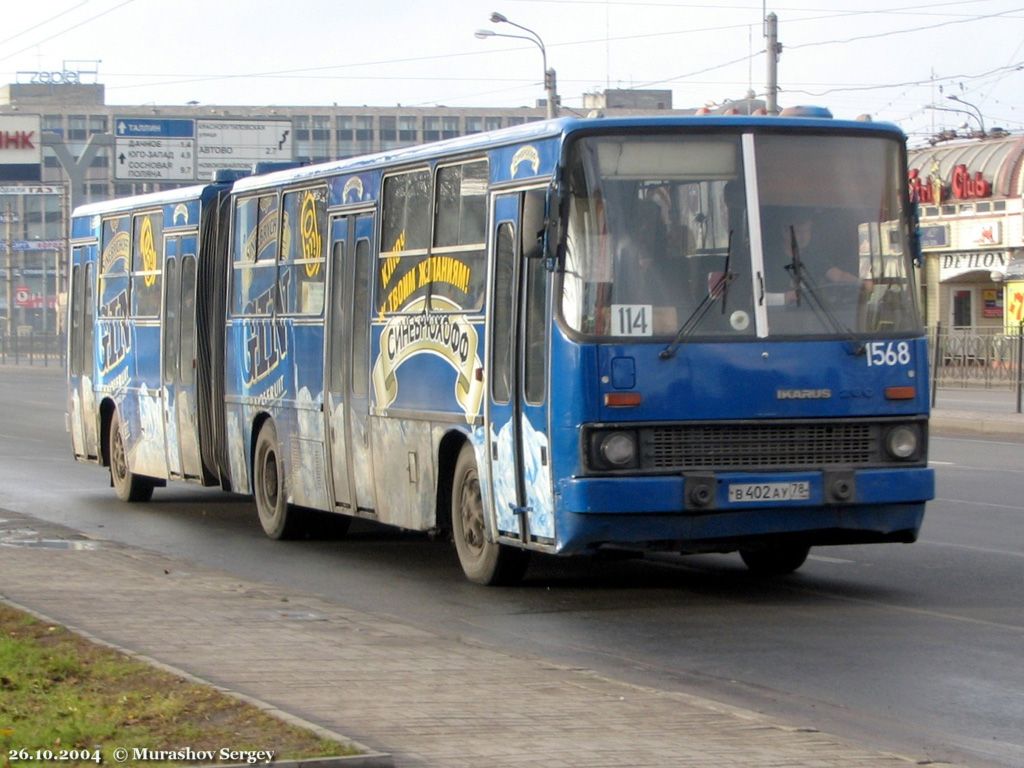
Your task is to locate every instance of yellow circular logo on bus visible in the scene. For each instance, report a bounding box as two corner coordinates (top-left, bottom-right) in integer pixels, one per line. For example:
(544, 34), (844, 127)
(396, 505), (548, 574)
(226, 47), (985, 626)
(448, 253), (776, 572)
(301, 192), (321, 278)
(140, 217), (158, 287)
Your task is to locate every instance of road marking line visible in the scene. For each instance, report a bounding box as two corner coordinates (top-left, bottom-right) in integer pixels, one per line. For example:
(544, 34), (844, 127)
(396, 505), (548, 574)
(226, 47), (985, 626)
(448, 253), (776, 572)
(807, 554), (856, 564)
(934, 496), (1024, 512)
(919, 538), (1024, 560)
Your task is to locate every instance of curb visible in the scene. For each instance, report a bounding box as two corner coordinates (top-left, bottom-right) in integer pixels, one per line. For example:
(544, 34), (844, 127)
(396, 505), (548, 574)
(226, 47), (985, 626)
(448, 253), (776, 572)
(930, 413), (1024, 438)
(0, 596), (393, 768)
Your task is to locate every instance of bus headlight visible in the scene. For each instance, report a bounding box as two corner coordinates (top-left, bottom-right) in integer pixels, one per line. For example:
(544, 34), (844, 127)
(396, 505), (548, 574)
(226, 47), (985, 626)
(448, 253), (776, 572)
(885, 425), (919, 460)
(590, 430), (639, 470)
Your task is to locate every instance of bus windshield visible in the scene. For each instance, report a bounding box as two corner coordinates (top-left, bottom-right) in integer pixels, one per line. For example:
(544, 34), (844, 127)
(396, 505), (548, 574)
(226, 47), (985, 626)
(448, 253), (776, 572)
(560, 131), (922, 340)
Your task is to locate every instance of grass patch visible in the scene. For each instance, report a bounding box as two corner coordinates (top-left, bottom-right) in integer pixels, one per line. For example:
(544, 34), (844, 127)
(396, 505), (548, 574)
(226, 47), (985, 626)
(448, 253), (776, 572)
(0, 604), (360, 766)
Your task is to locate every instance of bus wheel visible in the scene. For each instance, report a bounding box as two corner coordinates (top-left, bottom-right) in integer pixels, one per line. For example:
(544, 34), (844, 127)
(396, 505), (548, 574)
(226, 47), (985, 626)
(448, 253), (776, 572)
(253, 421), (300, 540)
(740, 544), (811, 576)
(109, 411), (154, 502)
(451, 443), (528, 586)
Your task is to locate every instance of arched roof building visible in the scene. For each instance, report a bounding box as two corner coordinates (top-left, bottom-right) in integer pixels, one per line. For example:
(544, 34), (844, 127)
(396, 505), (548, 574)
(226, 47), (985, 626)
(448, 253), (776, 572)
(908, 135), (1024, 331)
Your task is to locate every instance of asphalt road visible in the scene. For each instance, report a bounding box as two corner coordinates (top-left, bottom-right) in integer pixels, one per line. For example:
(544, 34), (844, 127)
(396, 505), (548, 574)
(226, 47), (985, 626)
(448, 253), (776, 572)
(1, 366), (1022, 768)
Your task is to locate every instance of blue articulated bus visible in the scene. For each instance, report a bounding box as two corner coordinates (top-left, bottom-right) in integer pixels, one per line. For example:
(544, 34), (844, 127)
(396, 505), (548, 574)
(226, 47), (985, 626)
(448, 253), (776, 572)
(67, 112), (934, 584)
(67, 176), (236, 500)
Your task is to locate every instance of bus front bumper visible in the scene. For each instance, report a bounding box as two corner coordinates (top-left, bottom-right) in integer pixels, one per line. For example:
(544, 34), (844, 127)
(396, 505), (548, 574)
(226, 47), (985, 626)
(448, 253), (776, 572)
(554, 467), (934, 554)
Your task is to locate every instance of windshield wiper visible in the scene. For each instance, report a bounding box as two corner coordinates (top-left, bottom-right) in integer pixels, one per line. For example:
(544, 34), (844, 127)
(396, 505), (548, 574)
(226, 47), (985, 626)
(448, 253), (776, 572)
(660, 232), (735, 360)
(783, 224), (864, 354)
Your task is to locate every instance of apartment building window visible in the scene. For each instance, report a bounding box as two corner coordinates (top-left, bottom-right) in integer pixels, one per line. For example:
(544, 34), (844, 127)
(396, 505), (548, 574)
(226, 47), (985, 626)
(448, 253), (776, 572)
(485, 117), (503, 131)
(312, 115), (331, 142)
(506, 116), (525, 127)
(336, 116), (353, 141)
(24, 196), (46, 239)
(307, 115), (331, 161)
(294, 116), (316, 159)
(88, 182), (109, 201)
(68, 115), (87, 141)
(380, 116), (397, 142)
(89, 116), (107, 135)
(43, 195), (61, 237)
(399, 116), (417, 143)
(336, 116), (356, 157)
(423, 117), (441, 142)
(42, 115), (63, 137)
(380, 116), (398, 149)
(355, 116), (373, 151)
(441, 117), (459, 139)
(465, 117), (483, 135)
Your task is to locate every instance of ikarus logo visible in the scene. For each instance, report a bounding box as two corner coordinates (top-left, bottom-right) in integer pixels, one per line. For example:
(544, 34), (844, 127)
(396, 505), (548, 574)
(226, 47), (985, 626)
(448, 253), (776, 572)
(776, 388), (832, 400)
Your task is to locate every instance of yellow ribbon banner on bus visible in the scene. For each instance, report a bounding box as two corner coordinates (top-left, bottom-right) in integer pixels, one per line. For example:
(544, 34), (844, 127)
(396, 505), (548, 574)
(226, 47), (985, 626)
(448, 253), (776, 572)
(372, 296), (483, 423)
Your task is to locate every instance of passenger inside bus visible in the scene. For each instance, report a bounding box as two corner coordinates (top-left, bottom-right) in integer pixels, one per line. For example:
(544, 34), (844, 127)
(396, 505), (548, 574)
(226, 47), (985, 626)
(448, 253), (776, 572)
(611, 197), (688, 334)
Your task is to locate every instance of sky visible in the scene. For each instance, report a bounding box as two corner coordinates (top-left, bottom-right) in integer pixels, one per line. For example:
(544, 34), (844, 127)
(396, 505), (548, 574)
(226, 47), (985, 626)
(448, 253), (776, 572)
(1, 0), (1023, 146)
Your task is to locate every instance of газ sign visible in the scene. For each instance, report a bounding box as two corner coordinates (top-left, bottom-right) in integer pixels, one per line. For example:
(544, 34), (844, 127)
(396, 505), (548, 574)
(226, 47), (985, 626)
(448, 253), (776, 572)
(0, 115), (41, 181)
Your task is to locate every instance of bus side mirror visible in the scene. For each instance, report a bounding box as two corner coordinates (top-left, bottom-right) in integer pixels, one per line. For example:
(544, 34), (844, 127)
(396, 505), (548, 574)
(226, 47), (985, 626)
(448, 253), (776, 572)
(521, 188), (547, 261)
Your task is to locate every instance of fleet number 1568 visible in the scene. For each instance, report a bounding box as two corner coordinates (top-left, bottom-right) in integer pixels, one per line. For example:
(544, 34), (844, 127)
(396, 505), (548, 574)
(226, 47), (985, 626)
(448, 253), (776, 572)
(865, 341), (911, 367)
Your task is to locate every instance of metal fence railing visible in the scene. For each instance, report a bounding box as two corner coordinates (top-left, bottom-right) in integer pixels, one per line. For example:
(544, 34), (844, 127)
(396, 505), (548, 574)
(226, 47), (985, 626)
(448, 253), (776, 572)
(0, 331), (66, 369)
(927, 324), (1024, 391)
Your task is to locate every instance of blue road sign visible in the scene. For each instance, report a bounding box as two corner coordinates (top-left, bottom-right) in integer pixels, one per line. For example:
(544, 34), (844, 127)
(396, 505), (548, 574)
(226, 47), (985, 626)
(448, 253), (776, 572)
(115, 118), (195, 138)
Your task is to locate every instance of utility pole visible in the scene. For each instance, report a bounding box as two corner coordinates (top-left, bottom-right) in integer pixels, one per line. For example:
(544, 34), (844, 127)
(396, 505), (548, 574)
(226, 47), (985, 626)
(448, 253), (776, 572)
(3, 200), (13, 341)
(765, 13), (781, 115)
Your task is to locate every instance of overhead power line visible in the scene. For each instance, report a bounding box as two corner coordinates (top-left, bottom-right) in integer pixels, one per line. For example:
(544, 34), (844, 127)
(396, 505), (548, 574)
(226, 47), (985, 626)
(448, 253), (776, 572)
(0, 0), (138, 64)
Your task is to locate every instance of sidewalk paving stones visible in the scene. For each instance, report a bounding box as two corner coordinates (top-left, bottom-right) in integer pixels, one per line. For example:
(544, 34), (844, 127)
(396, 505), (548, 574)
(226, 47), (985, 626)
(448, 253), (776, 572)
(0, 510), (958, 767)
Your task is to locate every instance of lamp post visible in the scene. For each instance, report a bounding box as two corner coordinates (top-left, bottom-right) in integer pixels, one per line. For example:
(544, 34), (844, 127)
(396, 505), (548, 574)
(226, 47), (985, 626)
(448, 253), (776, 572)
(946, 94), (986, 135)
(476, 12), (558, 119)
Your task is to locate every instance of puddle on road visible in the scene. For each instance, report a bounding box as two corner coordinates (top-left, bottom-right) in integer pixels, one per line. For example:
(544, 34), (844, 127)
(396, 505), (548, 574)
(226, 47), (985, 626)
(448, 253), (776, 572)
(2, 538), (104, 550)
(0, 523), (105, 551)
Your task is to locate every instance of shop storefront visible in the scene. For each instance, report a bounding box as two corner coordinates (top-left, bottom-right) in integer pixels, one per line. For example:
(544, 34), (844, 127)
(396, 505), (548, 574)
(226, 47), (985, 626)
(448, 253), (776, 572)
(908, 135), (1024, 332)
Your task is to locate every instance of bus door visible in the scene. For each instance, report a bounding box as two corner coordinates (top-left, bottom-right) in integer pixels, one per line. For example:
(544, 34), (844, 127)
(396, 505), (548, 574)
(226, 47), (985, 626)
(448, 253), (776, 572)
(486, 192), (553, 543)
(160, 234), (203, 480)
(68, 244), (99, 460)
(325, 212), (377, 513)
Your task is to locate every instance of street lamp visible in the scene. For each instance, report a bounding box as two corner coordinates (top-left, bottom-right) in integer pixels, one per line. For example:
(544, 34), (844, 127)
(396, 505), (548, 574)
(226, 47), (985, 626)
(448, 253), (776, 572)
(475, 12), (558, 119)
(946, 94), (986, 135)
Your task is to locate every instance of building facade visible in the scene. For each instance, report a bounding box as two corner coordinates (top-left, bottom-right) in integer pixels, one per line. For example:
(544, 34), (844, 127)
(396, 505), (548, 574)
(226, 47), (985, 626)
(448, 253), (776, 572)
(908, 135), (1024, 332)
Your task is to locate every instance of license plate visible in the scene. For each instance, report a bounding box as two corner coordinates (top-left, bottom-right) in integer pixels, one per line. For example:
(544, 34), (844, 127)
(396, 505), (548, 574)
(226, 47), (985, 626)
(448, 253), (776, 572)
(727, 481), (811, 503)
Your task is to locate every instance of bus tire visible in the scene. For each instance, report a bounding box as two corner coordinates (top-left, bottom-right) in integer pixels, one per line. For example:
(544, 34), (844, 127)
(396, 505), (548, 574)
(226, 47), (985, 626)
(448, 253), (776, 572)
(451, 442), (528, 586)
(109, 410), (154, 502)
(253, 421), (301, 540)
(740, 544), (811, 575)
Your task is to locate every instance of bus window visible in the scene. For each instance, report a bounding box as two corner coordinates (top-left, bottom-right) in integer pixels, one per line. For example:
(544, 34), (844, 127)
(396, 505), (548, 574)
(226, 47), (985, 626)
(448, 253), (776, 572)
(491, 223), (515, 404)
(163, 256), (179, 383)
(231, 194), (278, 316)
(99, 216), (130, 320)
(83, 262), (95, 371)
(378, 168), (431, 314)
(180, 255), (197, 385)
(432, 160), (488, 312)
(351, 238), (371, 396)
(279, 187), (327, 316)
(328, 238), (347, 393)
(70, 263), (83, 375)
(131, 212), (162, 318)
(523, 251), (548, 405)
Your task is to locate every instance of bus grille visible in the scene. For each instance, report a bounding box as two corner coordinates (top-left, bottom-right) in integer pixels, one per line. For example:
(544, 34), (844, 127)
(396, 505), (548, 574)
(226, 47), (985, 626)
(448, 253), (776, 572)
(642, 421), (879, 471)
